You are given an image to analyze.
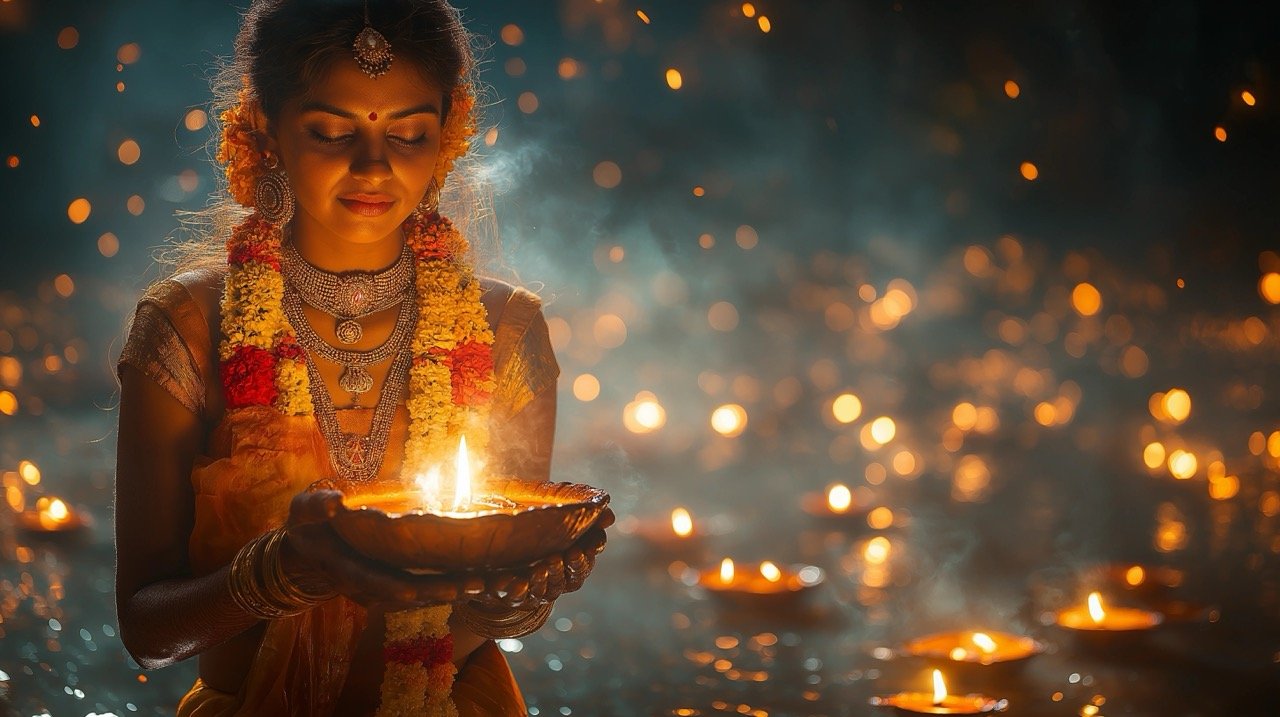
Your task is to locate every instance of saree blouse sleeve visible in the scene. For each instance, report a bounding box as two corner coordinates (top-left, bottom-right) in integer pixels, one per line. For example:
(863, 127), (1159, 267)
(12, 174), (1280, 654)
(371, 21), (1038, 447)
(117, 278), (214, 420)
(490, 285), (559, 421)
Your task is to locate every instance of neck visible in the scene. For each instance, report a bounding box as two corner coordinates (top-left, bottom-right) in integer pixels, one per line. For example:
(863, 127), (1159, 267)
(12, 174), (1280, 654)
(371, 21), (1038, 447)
(287, 212), (404, 272)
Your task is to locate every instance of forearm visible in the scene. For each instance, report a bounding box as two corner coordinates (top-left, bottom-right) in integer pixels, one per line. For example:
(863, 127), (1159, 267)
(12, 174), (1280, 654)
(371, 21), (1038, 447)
(118, 564), (260, 669)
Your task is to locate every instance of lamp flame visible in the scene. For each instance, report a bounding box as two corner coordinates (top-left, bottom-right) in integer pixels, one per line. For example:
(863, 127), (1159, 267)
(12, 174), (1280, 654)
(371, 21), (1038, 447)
(932, 669), (947, 705)
(827, 483), (852, 512)
(671, 507), (693, 537)
(452, 436), (472, 511)
(971, 632), (997, 654)
(1087, 592), (1106, 623)
(759, 561), (782, 582)
(720, 558), (735, 584)
(47, 498), (68, 521)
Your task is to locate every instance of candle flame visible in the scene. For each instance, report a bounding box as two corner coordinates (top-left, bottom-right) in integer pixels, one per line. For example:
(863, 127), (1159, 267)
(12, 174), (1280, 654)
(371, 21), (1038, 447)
(932, 669), (947, 704)
(759, 561), (782, 582)
(720, 558), (735, 583)
(671, 507), (693, 537)
(48, 498), (68, 521)
(453, 436), (472, 511)
(971, 632), (997, 653)
(1087, 592), (1106, 623)
(827, 483), (852, 512)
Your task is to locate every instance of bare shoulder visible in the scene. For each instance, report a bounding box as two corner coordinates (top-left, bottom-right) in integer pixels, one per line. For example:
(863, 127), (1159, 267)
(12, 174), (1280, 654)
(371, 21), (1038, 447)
(166, 265), (226, 322)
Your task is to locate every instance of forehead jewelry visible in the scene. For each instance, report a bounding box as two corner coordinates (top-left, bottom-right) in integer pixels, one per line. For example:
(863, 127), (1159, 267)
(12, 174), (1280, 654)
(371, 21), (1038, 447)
(353, 0), (393, 78)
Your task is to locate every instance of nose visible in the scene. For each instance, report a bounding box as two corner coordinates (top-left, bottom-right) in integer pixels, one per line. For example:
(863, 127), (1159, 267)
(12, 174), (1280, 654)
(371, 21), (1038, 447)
(349, 136), (392, 185)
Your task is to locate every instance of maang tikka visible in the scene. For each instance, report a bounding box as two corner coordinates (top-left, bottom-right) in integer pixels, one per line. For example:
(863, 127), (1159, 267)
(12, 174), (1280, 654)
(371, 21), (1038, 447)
(353, 0), (393, 79)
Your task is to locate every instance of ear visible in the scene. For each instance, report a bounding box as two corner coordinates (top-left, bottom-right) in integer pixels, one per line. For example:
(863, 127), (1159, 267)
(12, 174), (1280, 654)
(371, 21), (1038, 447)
(247, 100), (279, 156)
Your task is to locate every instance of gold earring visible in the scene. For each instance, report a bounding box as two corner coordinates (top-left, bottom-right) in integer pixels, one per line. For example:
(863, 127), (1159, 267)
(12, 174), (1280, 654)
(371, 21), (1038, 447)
(256, 152), (295, 225)
(417, 179), (440, 215)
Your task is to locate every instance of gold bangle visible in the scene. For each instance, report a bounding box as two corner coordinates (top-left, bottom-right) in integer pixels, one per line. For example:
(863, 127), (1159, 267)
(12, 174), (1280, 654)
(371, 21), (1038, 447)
(226, 528), (328, 620)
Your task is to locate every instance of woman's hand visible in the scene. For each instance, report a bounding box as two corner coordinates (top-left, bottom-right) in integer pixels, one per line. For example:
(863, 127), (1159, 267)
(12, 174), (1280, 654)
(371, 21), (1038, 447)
(281, 489), (473, 610)
(474, 507), (614, 608)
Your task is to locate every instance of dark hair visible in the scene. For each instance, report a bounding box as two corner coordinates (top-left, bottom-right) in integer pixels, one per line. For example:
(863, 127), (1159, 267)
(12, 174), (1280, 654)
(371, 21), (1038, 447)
(166, 0), (492, 274)
(239, 0), (471, 125)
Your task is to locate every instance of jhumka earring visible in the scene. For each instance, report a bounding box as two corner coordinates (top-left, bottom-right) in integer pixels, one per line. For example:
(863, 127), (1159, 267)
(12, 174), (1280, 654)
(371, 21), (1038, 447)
(255, 152), (295, 225)
(353, 0), (393, 79)
(417, 179), (440, 215)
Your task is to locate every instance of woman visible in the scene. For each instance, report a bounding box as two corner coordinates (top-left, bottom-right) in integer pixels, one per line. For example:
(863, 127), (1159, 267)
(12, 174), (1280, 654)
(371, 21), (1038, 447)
(114, 1), (608, 714)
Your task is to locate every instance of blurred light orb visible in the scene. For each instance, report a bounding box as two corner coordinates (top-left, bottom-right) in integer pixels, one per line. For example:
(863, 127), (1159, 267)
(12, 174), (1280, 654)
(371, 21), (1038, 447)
(869, 416), (896, 444)
(827, 483), (852, 512)
(707, 301), (739, 331)
(67, 198), (91, 224)
(117, 139), (141, 165)
(1071, 282), (1102, 316)
(1020, 161), (1039, 180)
(1214, 126), (1227, 142)
(832, 393), (862, 423)
(864, 536), (890, 564)
(517, 91), (538, 113)
(710, 403), (748, 437)
(867, 507), (894, 530)
(593, 314), (627, 348)
(624, 394), (666, 434)
(184, 109), (208, 131)
(500, 24), (524, 45)
(1241, 90), (1257, 106)
(1161, 388), (1191, 424)
(19, 460), (40, 485)
(1143, 441), (1166, 469)
(952, 402), (977, 431)
(593, 160), (622, 188)
(1003, 80), (1020, 98)
(572, 373), (600, 402)
(1168, 450), (1198, 480)
(735, 225), (759, 250)
(1259, 272), (1280, 304)
(665, 68), (683, 90)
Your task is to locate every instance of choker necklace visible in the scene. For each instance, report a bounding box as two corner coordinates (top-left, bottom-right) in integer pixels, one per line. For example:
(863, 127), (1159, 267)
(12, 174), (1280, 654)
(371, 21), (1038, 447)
(281, 287), (416, 403)
(281, 240), (414, 345)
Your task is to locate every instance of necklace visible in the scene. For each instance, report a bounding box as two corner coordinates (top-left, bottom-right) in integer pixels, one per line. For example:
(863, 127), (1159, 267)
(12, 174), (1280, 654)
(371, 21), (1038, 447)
(281, 239), (414, 345)
(303, 335), (412, 483)
(281, 288), (415, 403)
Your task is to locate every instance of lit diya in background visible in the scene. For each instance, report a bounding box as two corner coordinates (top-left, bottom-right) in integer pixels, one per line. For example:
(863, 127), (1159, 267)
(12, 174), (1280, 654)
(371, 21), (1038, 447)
(800, 482), (869, 519)
(870, 669), (1008, 714)
(17, 496), (88, 534)
(898, 630), (1044, 666)
(1055, 591), (1163, 632)
(625, 506), (704, 550)
(696, 557), (824, 607)
(331, 436), (609, 572)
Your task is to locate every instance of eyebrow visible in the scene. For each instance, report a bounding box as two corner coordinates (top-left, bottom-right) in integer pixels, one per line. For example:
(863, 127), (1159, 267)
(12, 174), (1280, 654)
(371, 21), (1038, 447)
(299, 101), (440, 119)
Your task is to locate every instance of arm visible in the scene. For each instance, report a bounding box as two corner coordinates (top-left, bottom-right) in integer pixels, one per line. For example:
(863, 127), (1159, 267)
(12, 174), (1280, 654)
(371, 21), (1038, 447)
(114, 364), (259, 668)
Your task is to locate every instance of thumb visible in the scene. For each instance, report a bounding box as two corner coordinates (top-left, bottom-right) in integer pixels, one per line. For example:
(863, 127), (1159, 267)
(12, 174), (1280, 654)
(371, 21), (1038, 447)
(288, 488), (344, 525)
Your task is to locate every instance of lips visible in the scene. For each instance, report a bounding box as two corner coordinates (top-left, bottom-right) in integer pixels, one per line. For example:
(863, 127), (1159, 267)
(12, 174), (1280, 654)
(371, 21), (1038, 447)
(338, 194), (396, 217)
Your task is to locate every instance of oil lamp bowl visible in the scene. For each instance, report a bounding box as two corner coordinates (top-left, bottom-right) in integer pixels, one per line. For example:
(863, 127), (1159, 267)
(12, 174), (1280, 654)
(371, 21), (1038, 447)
(330, 479), (609, 572)
(898, 630), (1046, 666)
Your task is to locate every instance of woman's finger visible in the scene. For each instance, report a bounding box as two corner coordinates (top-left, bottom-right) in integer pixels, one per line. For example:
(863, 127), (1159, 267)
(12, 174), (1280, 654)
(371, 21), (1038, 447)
(287, 489), (343, 526)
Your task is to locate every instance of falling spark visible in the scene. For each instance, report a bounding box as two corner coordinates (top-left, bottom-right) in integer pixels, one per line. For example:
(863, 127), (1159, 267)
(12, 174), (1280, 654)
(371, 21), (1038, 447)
(636, 10), (650, 24)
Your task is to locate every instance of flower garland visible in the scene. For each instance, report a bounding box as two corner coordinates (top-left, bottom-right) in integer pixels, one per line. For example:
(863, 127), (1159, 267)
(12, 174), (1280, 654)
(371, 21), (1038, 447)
(217, 75), (486, 717)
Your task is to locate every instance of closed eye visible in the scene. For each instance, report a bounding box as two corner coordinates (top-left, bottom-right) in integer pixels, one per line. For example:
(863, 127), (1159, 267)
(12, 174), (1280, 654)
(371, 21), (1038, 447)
(391, 134), (428, 146)
(308, 129), (352, 145)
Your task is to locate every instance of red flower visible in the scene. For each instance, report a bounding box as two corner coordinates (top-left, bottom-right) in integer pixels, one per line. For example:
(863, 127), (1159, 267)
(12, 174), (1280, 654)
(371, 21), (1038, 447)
(274, 335), (306, 362)
(383, 634), (453, 665)
(448, 340), (493, 406)
(405, 214), (456, 261)
(221, 345), (278, 408)
(228, 241), (281, 270)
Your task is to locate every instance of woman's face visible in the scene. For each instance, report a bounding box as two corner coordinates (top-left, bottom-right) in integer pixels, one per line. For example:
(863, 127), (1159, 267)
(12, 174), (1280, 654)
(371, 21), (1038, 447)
(267, 58), (443, 246)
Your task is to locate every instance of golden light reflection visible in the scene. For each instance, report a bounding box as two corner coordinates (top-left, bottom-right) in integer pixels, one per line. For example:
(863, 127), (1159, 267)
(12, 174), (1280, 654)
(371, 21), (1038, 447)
(1259, 272), (1280, 304)
(1004, 80), (1020, 98)
(710, 403), (748, 437)
(869, 416), (896, 444)
(1214, 126), (1227, 142)
(971, 632), (997, 654)
(1168, 450), (1198, 479)
(1143, 441), (1166, 469)
(867, 506), (894, 529)
(952, 402), (977, 431)
(832, 392), (862, 423)
(827, 483), (852, 513)
(572, 373), (600, 402)
(624, 394), (666, 434)
(665, 68), (683, 90)
(759, 561), (781, 582)
(1241, 90), (1257, 106)
(67, 198), (91, 224)
(1071, 282), (1102, 316)
(671, 507), (693, 537)
(1162, 388), (1191, 423)
(864, 536), (890, 564)
(1020, 161), (1039, 180)
(18, 460), (39, 485)
(1125, 565), (1145, 586)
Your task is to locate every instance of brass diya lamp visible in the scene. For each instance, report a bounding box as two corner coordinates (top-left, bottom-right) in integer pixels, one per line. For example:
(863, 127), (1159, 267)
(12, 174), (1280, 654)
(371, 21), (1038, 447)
(898, 630), (1044, 668)
(330, 437), (609, 572)
(871, 669), (1008, 714)
(696, 557), (824, 608)
(1055, 591), (1163, 633)
(17, 496), (88, 534)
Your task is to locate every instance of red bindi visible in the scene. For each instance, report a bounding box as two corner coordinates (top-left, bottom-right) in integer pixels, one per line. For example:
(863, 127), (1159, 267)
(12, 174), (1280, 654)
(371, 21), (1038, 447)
(368, 111), (378, 121)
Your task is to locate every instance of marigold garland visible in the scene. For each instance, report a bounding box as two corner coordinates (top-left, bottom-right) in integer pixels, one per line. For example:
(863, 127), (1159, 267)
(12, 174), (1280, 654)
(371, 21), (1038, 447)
(217, 70), (485, 717)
